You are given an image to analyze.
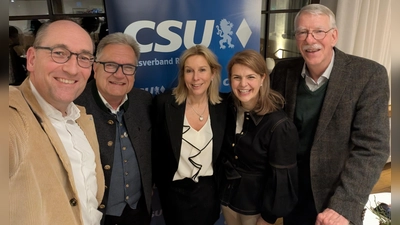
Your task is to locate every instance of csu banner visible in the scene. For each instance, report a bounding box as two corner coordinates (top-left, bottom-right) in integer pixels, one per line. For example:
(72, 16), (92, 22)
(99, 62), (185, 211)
(105, 0), (261, 94)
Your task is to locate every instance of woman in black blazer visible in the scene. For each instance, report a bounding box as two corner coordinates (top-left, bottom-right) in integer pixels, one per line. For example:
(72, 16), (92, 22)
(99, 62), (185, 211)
(152, 45), (227, 225)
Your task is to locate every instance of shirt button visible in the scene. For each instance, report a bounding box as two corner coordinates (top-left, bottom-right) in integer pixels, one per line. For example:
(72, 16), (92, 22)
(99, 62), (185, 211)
(69, 198), (77, 206)
(120, 135), (124, 138)
(126, 184), (129, 188)
(108, 120), (114, 125)
(240, 132), (244, 135)
(245, 117), (249, 120)
(104, 165), (111, 170)
(231, 143), (235, 147)
(235, 155), (238, 160)
(122, 146), (126, 150)
(105, 185), (108, 189)
(126, 196), (129, 200)
(99, 204), (105, 209)
(124, 159), (128, 163)
(107, 141), (113, 146)
(125, 172), (128, 176)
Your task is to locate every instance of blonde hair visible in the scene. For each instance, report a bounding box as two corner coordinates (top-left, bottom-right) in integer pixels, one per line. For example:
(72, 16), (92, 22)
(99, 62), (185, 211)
(173, 45), (222, 105)
(227, 49), (284, 115)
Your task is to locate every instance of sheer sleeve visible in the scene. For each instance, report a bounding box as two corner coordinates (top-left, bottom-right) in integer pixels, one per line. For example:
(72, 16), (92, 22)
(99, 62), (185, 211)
(261, 117), (299, 223)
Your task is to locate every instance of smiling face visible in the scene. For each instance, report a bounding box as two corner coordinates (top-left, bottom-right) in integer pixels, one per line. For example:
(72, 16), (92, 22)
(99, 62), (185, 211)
(230, 64), (264, 111)
(183, 55), (214, 99)
(26, 20), (94, 113)
(296, 13), (338, 74)
(93, 44), (136, 106)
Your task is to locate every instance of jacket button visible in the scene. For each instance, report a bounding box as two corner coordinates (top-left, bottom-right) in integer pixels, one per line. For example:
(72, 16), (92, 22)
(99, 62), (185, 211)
(99, 204), (106, 209)
(105, 185), (108, 189)
(107, 141), (113, 146)
(235, 155), (238, 160)
(70, 198), (77, 206)
(104, 165), (111, 170)
(108, 120), (114, 125)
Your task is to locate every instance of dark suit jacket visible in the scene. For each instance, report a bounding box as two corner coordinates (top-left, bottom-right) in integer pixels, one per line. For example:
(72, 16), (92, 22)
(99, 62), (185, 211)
(270, 48), (390, 225)
(152, 92), (227, 189)
(75, 80), (153, 221)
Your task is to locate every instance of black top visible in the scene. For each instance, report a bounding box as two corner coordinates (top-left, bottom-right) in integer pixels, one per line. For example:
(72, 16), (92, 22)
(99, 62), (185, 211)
(219, 95), (299, 223)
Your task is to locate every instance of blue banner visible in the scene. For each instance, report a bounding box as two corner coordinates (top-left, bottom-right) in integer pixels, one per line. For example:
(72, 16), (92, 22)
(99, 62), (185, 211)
(105, 0), (261, 94)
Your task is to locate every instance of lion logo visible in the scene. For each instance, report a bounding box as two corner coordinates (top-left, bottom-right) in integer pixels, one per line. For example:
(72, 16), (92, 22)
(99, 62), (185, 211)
(216, 19), (234, 49)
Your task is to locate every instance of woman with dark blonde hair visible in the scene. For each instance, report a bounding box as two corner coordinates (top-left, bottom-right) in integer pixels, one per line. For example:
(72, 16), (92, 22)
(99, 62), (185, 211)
(219, 49), (299, 225)
(152, 45), (227, 225)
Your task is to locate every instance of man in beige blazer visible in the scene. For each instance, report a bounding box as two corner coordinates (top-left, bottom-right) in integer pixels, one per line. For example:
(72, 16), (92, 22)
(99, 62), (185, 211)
(9, 20), (104, 225)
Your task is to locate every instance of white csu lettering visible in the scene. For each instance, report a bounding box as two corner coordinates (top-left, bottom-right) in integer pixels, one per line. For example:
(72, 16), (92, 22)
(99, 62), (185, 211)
(124, 20), (214, 53)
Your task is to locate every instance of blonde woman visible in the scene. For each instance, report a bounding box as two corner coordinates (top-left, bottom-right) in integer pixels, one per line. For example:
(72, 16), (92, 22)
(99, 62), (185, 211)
(152, 45), (227, 225)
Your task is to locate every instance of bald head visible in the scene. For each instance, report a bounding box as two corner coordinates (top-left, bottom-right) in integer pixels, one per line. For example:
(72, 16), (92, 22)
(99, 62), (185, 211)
(34, 20), (94, 53)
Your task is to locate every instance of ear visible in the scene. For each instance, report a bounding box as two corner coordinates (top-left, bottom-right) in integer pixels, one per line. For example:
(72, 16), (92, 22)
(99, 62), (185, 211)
(26, 47), (36, 72)
(93, 63), (99, 80)
(211, 69), (216, 80)
(330, 28), (338, 47)
(261, 73), (266, 84)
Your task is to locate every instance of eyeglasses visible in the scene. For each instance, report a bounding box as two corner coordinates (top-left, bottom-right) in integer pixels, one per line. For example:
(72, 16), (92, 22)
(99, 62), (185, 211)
(96, 61), (137, 76)
(295, 28), (335, 41)
(34, 46), (95, 68)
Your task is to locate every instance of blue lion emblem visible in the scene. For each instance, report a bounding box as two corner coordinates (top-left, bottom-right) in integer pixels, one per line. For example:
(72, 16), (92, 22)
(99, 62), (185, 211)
(216, 19), (234, 49)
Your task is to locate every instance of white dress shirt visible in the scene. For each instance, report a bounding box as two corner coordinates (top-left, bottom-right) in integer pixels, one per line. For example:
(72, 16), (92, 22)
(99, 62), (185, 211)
(301, 51), (335, 92)
(30, 81), (102, 225)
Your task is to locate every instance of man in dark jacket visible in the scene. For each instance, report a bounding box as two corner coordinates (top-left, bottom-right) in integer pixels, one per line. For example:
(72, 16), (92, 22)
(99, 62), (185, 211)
(270, 4), (390, 225)
(75, 32), (153, 225)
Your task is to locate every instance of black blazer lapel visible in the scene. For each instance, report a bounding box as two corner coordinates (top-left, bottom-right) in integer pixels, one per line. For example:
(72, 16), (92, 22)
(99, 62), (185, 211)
(209, 101), (226, 163)
(165, 99), (185, 163)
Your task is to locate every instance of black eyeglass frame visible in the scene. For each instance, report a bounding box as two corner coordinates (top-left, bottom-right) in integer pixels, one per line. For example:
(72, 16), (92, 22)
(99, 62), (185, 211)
(96, 61), (138, 76)
(294, 28), (335, 41)
(34, 46), (95, 68)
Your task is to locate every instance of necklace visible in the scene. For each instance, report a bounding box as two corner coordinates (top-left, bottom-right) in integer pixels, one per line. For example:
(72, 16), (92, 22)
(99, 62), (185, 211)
(189, 102), (207, 121)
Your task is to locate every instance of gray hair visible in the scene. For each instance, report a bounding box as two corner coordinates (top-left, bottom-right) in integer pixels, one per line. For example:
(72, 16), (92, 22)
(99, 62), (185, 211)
(96, 32), (140, 63)
(294, 4), (337, 31)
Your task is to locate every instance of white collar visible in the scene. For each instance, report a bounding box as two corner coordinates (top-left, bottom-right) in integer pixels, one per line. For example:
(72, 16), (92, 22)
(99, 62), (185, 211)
(29, 80), (80, 121)
(97, 90), (128, 114)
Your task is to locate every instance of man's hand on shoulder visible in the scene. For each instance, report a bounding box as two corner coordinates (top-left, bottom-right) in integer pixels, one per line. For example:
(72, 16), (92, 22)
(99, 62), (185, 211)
(315, 208), (350, 225)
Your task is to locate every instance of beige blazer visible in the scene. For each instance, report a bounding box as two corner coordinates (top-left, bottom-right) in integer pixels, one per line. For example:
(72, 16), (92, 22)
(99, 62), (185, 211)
(9, 79), (105, 225)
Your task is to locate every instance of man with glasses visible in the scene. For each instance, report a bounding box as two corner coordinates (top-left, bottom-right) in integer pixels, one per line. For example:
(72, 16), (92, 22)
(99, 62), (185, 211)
(270, 4), (390, 225)
(75, 32), (153, 225)
(9, 20), (104, 225)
